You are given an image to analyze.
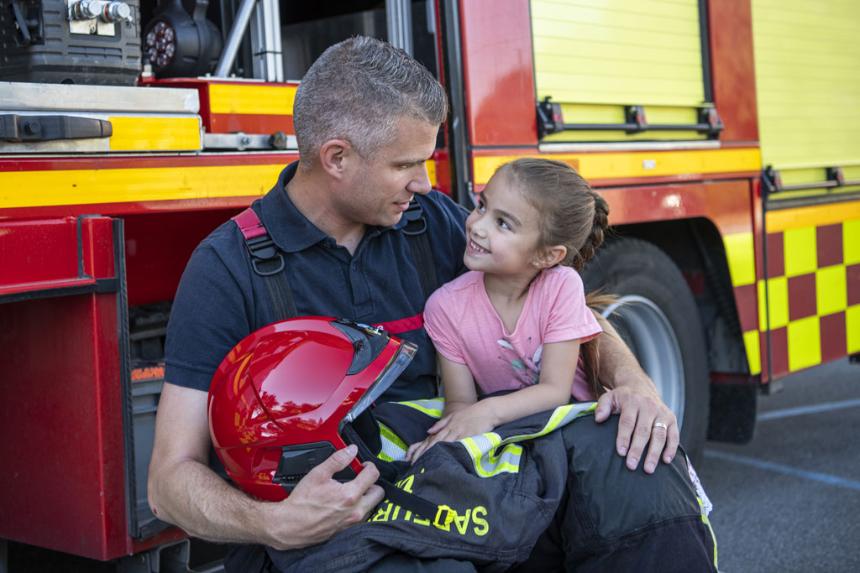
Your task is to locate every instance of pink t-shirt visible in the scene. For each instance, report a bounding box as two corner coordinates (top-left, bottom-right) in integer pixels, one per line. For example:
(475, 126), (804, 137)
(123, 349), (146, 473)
(424, 266), (602, 401)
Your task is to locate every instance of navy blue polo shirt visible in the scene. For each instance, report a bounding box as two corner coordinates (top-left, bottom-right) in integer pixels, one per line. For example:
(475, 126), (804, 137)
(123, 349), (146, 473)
(164, 162), (468, 402)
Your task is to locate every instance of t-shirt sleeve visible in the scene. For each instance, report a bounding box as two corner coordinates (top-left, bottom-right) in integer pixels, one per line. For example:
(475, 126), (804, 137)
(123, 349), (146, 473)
(543, 268), (603, 344)
(164, 242), (253, 392)
(423, 286), (467, 364)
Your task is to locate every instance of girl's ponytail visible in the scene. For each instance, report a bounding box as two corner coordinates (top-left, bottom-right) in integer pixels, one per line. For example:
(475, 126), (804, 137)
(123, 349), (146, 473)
(579, 192), (612, 398)
(502, 158), (615, 399)
(573, 191), (610, 271)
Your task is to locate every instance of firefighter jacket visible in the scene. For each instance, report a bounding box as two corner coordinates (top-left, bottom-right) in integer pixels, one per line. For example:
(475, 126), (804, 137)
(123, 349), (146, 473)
(266, 400), (718, 572)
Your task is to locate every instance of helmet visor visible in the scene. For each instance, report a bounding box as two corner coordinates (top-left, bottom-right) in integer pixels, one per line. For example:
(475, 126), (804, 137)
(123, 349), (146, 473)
(343, 341), (417, 423)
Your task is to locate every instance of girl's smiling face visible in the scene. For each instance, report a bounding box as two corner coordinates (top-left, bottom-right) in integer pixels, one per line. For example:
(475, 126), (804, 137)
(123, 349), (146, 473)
(464, 170), (548, 279)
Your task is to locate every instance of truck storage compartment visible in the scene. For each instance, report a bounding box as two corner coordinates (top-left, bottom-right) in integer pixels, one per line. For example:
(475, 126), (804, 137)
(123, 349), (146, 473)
(121, 207), (244, 538)
(531, 0), (715, 143)
(128, 302), (171, 538)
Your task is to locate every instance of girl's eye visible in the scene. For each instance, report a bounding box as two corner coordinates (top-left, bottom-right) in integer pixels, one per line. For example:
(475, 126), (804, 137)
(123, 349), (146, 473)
(497, 218), (511, 230)
(475, 200), (486, 213)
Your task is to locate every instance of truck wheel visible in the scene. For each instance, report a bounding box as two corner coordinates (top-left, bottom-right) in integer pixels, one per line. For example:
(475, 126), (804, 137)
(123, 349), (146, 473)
(582, 238), (709, 462)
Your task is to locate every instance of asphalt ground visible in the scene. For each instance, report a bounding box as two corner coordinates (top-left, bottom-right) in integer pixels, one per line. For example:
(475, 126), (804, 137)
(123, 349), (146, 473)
(697, 358), (860, 573)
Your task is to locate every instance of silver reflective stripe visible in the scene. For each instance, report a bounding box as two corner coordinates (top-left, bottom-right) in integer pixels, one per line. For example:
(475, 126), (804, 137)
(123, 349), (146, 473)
(461, 433), (522, 477)
(686, 455), (712, 516)
(458, 402), (597, 478)
(378, 422), (408, 462)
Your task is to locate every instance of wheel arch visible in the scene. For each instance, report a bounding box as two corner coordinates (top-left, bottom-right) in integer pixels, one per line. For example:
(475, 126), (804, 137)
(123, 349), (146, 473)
(608, 217), (750, 377)
(589, 218), (759, 444)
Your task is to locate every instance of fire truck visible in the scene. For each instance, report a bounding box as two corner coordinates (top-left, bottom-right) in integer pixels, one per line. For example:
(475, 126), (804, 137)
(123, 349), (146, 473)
(1, 0), (858, 570)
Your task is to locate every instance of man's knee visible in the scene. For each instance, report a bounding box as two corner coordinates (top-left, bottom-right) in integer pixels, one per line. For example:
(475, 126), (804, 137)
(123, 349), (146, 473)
(561, 416), (710, 551)
(567, 515), (718, 573)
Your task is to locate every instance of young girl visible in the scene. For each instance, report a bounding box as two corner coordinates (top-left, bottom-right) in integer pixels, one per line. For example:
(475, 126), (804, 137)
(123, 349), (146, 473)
(407, 158), (610, 461)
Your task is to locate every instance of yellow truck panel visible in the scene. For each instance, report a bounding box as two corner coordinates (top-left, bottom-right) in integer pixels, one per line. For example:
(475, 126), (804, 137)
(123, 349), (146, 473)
(532, 0), (707, 142)
(752, 0), (860, 187)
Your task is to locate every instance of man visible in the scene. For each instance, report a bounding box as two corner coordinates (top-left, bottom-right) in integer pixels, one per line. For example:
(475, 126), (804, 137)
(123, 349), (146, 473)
(149, 37), (686, 571)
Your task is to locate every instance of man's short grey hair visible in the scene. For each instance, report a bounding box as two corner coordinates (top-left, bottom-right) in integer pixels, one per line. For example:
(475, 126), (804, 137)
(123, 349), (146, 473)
(293, 36), (448, 166)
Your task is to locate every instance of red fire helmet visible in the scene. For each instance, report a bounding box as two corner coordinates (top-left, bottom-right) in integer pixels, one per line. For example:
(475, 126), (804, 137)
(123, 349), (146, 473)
(208, 316), (417, 501)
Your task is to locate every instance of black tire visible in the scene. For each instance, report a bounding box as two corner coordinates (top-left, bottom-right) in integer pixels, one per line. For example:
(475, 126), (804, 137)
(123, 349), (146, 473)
(582, 238), (709, 463)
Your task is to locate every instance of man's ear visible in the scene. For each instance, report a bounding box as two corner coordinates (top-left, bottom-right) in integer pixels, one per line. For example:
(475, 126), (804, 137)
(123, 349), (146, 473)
(318, 138), (354, 180)
(532, 245), (567, 269)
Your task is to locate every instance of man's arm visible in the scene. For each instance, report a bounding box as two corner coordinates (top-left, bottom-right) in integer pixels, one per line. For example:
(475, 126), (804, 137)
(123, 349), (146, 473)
(147, 383), (385, 550)
(592, 317), (680, 474)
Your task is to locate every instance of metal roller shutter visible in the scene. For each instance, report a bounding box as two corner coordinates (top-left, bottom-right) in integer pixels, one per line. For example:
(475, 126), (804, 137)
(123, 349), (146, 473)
(753, 0), (860, 192)
(531, 0), (708, 142)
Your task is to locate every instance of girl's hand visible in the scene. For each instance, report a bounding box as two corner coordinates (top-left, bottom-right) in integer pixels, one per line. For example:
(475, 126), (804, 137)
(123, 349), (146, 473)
(406, 403), (496, 463)
(405, 438), (431, 463)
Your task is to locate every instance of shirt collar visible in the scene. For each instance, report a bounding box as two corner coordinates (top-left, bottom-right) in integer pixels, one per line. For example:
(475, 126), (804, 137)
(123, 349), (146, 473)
(260, 162), (329, 253)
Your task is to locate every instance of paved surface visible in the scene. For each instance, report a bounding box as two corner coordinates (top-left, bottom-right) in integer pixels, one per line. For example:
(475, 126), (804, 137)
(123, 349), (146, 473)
(697, 358), (860, 573)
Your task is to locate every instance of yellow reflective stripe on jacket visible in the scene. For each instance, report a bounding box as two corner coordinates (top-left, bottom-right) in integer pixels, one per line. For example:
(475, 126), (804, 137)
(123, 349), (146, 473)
(494, 402), (597, 447)
(698, 497), (719, 569)
(458, 402), (597, 478)
(378, 422), (408, 462)
(397, 398), (445, 418)
(460, 433), (523, 477)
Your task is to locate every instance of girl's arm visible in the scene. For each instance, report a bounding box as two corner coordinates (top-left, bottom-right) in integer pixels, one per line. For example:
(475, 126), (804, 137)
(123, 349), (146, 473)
(477, 339), (580, 427)
(592, 315), (679, 473)
(406, 355), (477, 461)
(438, 354), (479, 415)
(408, 340), (580, 462)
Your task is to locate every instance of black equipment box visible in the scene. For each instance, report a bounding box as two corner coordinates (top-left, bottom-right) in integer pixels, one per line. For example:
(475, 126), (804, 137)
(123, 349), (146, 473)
(0, 1), (141, 85)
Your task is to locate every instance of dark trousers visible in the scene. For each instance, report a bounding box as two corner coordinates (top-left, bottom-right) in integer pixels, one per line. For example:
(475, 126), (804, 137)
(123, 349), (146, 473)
(226, 417), (716, 573)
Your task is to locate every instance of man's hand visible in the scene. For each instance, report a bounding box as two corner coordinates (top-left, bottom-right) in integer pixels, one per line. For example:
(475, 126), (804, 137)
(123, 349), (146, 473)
(149, 384), (384, 550)
(406, 403), (495, 462)
(592, 315), (680, 474)
(595, 385), (679, 474)
(264, 445), (385, 550)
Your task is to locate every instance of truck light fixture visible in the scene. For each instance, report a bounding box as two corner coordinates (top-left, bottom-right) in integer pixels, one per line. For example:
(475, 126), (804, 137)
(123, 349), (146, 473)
(142, 0), (221, 78)
(144, 20), (176, 71)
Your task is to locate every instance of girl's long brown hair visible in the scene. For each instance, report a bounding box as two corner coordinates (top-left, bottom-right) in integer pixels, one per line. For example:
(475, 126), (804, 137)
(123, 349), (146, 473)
(501, 158), (612, 397)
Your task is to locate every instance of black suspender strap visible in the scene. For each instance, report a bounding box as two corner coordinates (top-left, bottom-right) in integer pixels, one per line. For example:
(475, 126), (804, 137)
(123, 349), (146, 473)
(232, 208), (297, 320)
(233, 199), (437, 318)
(401, 199), (438, 299)
(233, 206), (453, 528)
